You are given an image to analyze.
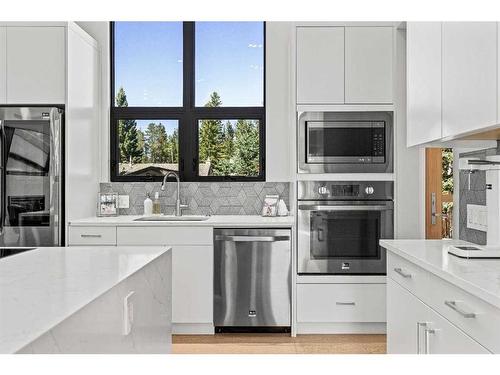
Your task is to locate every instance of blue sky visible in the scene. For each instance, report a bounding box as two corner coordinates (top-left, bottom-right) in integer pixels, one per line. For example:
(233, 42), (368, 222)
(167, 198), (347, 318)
(114, 21), (264, 113)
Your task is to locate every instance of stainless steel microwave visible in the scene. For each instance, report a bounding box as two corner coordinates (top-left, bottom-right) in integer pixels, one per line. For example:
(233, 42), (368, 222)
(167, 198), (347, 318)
(298, 111), (393, 173)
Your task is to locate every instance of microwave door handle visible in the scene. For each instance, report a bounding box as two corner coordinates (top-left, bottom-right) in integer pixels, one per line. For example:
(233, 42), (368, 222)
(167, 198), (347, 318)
(298, 205), (391, 211)
(317, 228), (324, 242)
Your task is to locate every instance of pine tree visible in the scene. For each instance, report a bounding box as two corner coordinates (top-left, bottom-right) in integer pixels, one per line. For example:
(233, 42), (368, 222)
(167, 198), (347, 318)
(233, 120), (260, 176)
(145, 122), (168, 163)
(116, 87), (142, 163)
(199, 92), (224, 173)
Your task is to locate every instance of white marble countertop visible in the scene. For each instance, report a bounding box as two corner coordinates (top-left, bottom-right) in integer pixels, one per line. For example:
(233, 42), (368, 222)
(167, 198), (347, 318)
(69, 214), (295, 227)
(0, 246), (170, 354)
(380, 239), (500, 309)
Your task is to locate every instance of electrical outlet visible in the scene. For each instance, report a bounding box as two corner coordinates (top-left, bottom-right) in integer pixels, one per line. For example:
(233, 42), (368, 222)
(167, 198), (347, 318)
(118, 195), (130, 209)
(467, 204), (487, 232)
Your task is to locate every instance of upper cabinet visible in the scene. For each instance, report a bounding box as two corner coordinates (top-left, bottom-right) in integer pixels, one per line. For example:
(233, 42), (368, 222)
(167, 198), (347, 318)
(296, 25), (394, 105)
(0, 27), (6, 104)
(6, 26), (66, 104)
(442, 22), (497, 138)
(407, 22), (499, 146)
(407, 22), (442, 146)
(345, 27), (393, 104)
(296, 27), (345, 104)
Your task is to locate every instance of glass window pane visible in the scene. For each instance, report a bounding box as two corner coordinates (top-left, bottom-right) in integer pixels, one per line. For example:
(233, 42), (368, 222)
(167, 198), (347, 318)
(195, 22), (264, 107)
(114, 22), (183, 107)
(118, 119), (179, 177)
(198, 119), (260, 177)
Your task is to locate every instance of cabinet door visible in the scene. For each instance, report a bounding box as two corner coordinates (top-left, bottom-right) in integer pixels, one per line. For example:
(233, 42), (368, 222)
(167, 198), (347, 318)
(6, 26), (65, 104)
(0, 27), (6, 103)
(172, 245), (213, 324)
(345, 27), (393, 104)
(387, 278), (428, 354)
(425, 306), (490, 354)
(442, 22), (497, 137)
(296, 27), (344, 104)
(406, 22), (442, 146)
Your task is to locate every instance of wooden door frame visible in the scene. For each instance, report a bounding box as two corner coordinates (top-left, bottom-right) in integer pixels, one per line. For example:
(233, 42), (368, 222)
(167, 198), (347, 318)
(425, 148), (443, 239)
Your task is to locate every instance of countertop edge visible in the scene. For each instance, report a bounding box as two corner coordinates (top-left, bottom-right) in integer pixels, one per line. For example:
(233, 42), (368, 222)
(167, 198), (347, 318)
(4, 246), (171, 354)
(380, 240), (500, 310)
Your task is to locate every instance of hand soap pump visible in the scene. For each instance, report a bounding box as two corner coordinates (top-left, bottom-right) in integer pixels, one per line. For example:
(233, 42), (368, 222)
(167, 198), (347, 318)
(144, 193), (153, 216)
(153, 192), (161, 215)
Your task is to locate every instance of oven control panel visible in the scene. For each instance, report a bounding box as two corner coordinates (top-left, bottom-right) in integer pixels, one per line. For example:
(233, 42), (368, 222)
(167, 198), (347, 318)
(299, 181), (394, 201)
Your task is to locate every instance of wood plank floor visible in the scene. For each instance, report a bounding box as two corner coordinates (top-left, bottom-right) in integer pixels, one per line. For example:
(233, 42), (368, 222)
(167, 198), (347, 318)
(173, 334), (386, 354)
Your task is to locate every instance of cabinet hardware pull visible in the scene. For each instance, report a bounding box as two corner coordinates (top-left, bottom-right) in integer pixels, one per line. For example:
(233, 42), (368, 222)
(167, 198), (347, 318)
(336, 302), (355, 306)
(424, 327), (436, 354)
(394, 267), (412, 278)
(416, 322), (427, 354)
(444, 300), (476, 318)
(81, 234), (102, 238)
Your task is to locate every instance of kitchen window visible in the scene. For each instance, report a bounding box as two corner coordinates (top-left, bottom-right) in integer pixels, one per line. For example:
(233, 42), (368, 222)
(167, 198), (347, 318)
(110, 21), (265, 181)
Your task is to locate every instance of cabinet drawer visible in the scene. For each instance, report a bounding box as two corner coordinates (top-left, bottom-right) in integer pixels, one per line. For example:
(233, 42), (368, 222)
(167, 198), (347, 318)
(387, 252), (428, 297)
(69, 226), (117, 246)
(426, 272), (500, 353)
(116, 226), (213, 246)
(297, 283), (386, 323)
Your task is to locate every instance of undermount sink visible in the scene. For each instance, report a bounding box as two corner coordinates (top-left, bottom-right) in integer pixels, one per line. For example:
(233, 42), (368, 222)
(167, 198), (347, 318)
(134, 215), (210, 222)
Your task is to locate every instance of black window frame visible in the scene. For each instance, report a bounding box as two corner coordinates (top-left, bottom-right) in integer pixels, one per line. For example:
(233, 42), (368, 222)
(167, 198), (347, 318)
(110, 21), (266, 182)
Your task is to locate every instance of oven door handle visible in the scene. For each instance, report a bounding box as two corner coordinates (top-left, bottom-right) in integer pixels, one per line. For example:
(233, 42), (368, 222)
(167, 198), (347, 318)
(298, 204), (392, 211)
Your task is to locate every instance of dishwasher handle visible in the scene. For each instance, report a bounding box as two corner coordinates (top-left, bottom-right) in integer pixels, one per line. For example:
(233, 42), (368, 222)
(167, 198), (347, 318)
(215, 234), (290, 242)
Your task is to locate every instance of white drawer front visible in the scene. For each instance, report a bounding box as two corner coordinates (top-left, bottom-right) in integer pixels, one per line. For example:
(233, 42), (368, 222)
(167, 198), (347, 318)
(387, 252), (428, 297)
(297, 283), (386, 323)
(116, 226), (213, 246)
(426, 272), (500, 353)
(69, 226), (117, 246)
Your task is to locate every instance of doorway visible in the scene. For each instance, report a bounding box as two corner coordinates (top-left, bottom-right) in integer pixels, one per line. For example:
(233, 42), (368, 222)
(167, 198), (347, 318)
(425, 148), (454, 239)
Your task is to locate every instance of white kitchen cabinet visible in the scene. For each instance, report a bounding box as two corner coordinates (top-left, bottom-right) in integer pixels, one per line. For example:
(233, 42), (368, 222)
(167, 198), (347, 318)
(0, 27), (6, 103)
(387, 278), (488, 354)
(296, 27), (345, 104)
(442, 22), (497, 138)
(345, 27), (393, 104)
(172, 245), (213, 326)
(6, 26), (65, 104)
(116, 226), (214, 334)
(387, 278), (428, 354)
(406, 22), (442, 146)
(297, 283), (386, 323)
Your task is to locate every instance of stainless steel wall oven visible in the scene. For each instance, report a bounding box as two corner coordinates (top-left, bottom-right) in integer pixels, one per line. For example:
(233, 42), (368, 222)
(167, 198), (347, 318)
(298, 181), (393, 275)
(298, 111), (393, 173)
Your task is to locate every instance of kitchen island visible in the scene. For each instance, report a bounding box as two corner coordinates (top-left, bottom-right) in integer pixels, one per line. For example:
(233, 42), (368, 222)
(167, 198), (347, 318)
(381, 239), (500, 354)
(0, 246), (172, 354)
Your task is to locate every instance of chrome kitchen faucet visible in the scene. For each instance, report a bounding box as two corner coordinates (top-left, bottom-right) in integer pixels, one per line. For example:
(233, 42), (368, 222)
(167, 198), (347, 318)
(161, 172), (188, 216)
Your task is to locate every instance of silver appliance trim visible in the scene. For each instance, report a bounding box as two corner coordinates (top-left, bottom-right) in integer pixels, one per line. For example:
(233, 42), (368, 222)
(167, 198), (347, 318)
(214, 234), (291, 242)
(298, 111), (393, 174)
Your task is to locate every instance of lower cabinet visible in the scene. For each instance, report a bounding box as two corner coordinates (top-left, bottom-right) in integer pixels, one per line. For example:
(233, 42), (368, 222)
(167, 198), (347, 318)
(69, 225), (215, 334)
(387, 278), (490, 354)
(171, 245), (213, 328)
(296, 283), (386, 334)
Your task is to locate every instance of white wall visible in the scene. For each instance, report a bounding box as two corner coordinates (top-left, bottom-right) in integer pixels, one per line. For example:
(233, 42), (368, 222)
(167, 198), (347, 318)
(394, 27), (424, 239)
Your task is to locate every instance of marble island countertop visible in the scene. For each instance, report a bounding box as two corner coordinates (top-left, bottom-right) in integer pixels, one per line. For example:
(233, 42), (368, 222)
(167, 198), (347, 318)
(69, 214), (295, 227)
(380, 239), (500, 309)
(0, 246), (171, 353)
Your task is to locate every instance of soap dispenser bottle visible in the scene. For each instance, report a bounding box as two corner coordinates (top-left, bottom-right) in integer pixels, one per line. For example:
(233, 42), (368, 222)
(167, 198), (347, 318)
(153, 192), (161, 215)
(144, 193), (153, 216)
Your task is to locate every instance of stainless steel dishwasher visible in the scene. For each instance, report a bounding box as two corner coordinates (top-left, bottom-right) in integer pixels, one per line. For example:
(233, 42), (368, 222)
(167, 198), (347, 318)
(214, 228), (291, 331)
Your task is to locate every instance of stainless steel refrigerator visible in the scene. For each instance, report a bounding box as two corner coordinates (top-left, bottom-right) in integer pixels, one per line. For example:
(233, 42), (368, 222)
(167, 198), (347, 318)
(0, 107), (63, 247)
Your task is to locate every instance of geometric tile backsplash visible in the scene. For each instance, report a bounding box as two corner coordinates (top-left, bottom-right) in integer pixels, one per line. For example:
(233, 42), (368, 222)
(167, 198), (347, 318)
(100, 182), (291, 216)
